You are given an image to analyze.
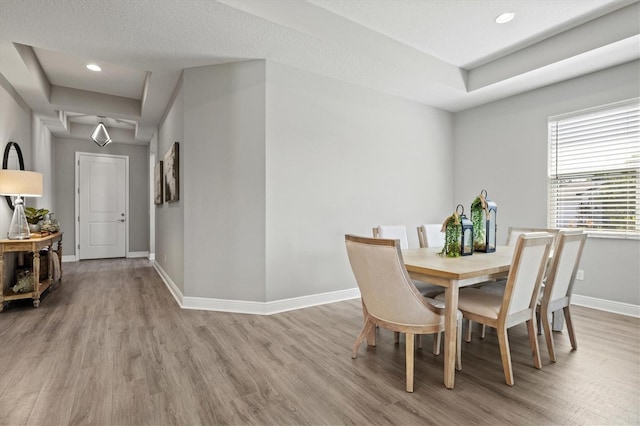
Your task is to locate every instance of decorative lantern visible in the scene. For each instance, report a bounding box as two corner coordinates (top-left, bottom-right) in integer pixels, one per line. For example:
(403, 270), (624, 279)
(438, 204), (474, 257)
(458, 205), (474, 256)
(471, 189), (498, 253)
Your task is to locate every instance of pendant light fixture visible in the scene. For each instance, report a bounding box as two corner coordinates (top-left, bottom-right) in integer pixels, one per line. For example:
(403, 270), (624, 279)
(91, 118), (112, 147)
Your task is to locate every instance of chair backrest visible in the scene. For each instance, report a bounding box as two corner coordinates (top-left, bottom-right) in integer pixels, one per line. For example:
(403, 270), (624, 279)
(542, 231), (587, 304)
(345, 234), (437, 325)
(501, 232), (554, 317)
(417, 224), (445, 248)
(506, 227), (561, 247)
(373, 225), (409, 249)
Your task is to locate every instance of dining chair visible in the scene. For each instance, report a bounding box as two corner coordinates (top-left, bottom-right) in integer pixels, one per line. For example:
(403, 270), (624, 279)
(538, 230), (587, 362)
(438, 232), (553, 386)
(345, 234), (461, 392)
(374, 225), (446, 351)
(373, 225), (409, 249)
(417, 224), (445, 248)
(476, 227), (562, 338)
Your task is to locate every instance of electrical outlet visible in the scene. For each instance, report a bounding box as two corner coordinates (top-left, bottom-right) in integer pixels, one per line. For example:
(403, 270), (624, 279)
(576, 270), (584, 280)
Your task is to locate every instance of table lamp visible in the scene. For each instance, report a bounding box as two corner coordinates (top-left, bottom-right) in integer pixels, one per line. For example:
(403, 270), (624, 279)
(0, 170), (43, 239)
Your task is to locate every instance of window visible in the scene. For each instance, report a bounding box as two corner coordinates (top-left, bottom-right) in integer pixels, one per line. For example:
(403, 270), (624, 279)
(548, 99), (640, 238)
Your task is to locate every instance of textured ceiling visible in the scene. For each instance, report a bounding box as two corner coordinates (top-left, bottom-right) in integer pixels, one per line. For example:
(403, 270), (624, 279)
(0, 0), (638, 144)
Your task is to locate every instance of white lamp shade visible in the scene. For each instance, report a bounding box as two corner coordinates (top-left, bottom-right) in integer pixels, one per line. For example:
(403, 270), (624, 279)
(0, 170), (43, 197)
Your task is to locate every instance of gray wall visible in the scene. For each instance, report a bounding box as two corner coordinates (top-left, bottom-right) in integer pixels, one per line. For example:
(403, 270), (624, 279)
(0, 74), (32, 289)
(53, 137), (150, 255)
(155, 77), (185, 293)
(155, 60), (454, 303)
(265, 61), (454, 301)
(453, 60), (640, 305)
(182, 61), (267, 301)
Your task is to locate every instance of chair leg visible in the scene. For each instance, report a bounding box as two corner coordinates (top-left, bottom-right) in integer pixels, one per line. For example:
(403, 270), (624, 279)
(526, 318), (542, 370)
(541, 306), (556, 362)
(394, 331), (400, 345)
(496, 326), (514, 386)
(406, 332), (415, 393)
(416, 334), (422, 350)
(481, 324), (486, 339)
(456, 318), (462, 371)
(465, 319), (472, 343)
(352, 321), (375, 358)
(433, 332), (441, 355)
(564, 306), (578, 350)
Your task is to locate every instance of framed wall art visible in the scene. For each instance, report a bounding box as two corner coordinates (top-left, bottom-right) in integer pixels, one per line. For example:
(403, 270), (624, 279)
(154, 160), (163, 205)
(164, 142), (179, 202)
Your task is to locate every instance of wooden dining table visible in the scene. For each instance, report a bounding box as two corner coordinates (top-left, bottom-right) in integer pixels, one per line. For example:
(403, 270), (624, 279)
(402, 246), (515, 389)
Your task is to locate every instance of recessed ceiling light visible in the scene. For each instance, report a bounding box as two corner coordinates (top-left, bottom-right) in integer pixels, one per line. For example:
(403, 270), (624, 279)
(495, 12), (515, 24)
(86, 64), (102, 72)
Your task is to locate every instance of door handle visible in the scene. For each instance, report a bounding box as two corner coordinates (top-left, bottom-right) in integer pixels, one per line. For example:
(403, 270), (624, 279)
(119, 219), (125, 222)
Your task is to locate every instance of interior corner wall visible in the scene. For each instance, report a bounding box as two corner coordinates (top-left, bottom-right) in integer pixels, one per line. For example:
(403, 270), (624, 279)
(182, 61), (266, 301)
(32, 116), (54, 213)
(155, 77), (184, 294)
(265, 61), (454, 302)
(0, 73), (32, 290)
(53, 138), (150, 256)
(453, 60), (640, 306)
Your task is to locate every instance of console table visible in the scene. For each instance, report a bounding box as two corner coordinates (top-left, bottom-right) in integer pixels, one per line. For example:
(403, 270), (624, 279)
(0, 232), (63, 311)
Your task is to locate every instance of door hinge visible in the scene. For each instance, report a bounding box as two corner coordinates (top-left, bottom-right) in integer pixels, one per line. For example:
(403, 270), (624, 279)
(77, 216), (80, 222)
(77, 244), (80, 250)
(78, 160), (80, 166)
(77, 187), (80, 194)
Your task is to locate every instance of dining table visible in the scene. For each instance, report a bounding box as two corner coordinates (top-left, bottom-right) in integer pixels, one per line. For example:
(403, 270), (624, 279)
(402, 245), (516, 389)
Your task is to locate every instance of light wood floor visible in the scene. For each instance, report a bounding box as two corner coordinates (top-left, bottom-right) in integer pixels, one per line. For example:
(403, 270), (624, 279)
(0, 258), (638, 425)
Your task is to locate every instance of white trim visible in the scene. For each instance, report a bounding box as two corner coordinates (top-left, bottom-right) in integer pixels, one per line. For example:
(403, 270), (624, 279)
(148, 253), (156, 261)
(182, 288), (361, 315)
(127, 251), (149, 258)
(153, 261), (184, 308)
(149, 265), (637, 318)
(61, 255), (77, 262)
(572, 294), (640, 318)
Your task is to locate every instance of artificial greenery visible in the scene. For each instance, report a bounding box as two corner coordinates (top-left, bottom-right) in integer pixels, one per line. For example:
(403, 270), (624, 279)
(24, 207), (49, 225)
(471, 195), (487, 251)
(438, 215), (462, 258)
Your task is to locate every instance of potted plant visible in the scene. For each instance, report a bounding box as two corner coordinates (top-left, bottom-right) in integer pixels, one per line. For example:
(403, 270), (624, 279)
(24, 207), (49, 233)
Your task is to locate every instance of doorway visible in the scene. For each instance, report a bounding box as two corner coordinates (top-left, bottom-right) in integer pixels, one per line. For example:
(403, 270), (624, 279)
(75, 152), (129, 260)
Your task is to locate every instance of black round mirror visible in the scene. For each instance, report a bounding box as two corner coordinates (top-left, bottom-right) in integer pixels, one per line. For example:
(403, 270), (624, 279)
(2, 141), (25, 210)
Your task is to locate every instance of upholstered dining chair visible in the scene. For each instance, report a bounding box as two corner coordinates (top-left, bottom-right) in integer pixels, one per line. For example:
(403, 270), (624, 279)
(345, 234), (461, 392)
(475, 227), (562, 338)
(538, 230), (587, 362)
(438, 232), (553, 386)
(374, 225), (447, 351)
(417, 224), (445, 248)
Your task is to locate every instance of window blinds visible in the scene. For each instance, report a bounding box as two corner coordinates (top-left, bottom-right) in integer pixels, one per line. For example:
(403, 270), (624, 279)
(548, 99), (640, 237)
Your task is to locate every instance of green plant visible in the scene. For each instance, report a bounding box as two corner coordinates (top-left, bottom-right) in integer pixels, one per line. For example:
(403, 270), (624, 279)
(438, 215), (461, 258)
(24, 207), (49, 225)
(471, 196), (486, 250)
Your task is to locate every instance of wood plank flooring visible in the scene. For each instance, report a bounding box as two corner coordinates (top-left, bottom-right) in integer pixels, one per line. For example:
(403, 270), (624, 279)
(0, 258), (638, 425)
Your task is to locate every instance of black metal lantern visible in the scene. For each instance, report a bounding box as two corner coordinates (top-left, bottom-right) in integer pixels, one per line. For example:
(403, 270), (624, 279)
(458, 204), (474, 256)
(471, 189), (497, 253)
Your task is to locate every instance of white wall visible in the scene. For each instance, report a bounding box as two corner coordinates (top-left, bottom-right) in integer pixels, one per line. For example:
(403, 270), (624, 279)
(31, 116), (54, 212)
(265, 61), (454, 301)
(453, 60), (640, 306)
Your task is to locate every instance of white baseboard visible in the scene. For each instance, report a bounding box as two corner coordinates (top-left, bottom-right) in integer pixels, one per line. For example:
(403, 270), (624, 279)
(153, 262), (184, 308)
(148, 253), (156, 261)
(183, 287), (361, 315)
(149, 264), (638, 318)
(61, 255), (77, 262)
(572, 294), (640, 318)
(128, 251), (149, 258)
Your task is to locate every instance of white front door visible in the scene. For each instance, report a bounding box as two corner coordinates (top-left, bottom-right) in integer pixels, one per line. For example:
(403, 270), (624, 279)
(78, 153), (127, 259)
